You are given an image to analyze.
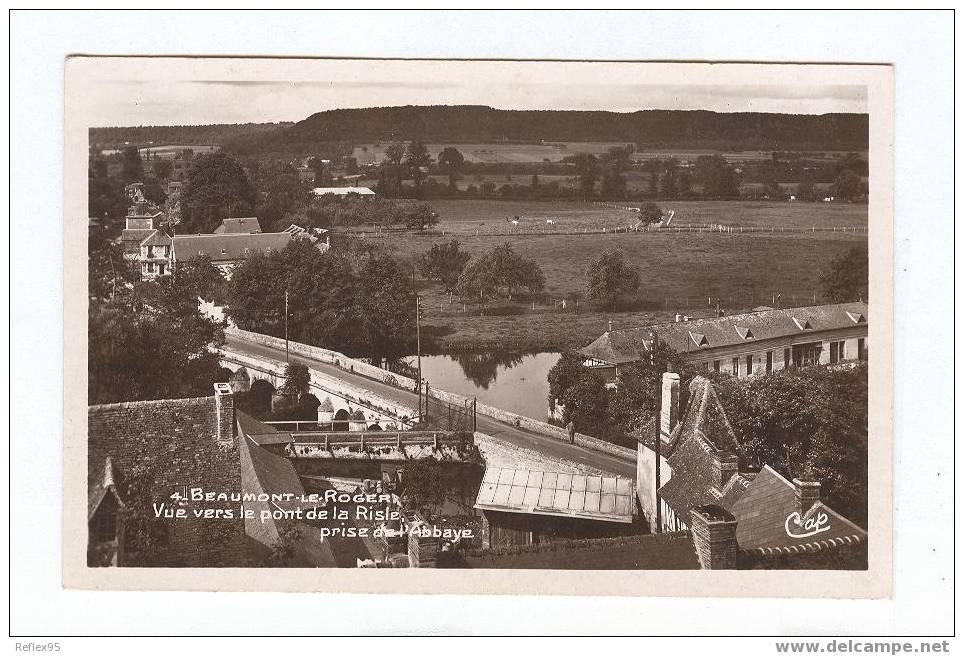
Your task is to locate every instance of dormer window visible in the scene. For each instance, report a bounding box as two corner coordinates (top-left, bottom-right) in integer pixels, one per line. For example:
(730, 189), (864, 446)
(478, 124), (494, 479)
(734, 326), (754, 340)
(846, 311), (866, 324)
(689, 331), (709, 347)
(792, 317), (812, 330)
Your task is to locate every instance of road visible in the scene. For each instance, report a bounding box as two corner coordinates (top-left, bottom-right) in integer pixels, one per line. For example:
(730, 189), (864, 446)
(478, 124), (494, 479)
(224, 333), (635, 477)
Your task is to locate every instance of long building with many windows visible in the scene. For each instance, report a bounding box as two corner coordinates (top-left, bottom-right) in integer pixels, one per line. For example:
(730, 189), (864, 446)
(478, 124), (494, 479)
(579, 302), (868, 384)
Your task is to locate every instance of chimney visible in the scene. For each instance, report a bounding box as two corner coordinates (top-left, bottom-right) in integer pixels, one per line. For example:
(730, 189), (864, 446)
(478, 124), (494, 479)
(689, 504), (738, 569)
(608, 320), (614, 332)
(713, 453), (739, 487)
(660, 372), (680, 438)
(213, 383), (235, 447)
(793, 478), (821, 515)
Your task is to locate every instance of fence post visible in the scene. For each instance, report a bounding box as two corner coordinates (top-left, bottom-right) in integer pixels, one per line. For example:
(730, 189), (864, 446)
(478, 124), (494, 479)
(473, 397), (477, 432)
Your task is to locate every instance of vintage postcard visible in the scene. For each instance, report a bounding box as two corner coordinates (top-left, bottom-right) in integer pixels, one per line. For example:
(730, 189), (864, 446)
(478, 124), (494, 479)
(63, 57), (893, 596)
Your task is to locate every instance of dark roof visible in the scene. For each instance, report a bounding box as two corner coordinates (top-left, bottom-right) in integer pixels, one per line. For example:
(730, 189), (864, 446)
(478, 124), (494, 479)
(214, 217), (262, 234)
(140, 230), (172, 247)
(581, 302), (869, 365)
(456, 532), (699, 569)
(87, 454), (124, 522)
(173, 232), (293, 263)
(118, 228), (156, 246)
(654, 377), (746, 521)
(729, 465), (868, 557)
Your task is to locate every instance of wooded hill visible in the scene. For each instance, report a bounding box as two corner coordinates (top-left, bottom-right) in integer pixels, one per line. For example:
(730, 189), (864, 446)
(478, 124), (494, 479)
(280, 105), (868, 151)
(90, 106), (868, 154)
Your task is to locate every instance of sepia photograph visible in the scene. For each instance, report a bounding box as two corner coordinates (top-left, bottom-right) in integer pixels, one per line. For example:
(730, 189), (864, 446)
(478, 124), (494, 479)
(65, 57), (891, 586)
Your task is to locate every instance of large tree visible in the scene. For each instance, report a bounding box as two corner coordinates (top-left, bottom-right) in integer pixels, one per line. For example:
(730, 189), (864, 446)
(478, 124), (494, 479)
(584, 248), (641, 311)
(180, 152), (256, 233)
(695, 154), (741, 199)
(419, 240), (471, 292)
(819, 245), (868, 302)
(355, 254), (417, 362)
(566, 153), (600, 198)
(121, 146), (144, 184)
(88, 278), (227, 405)
(600, 146), (631, 198)
(437, 146), (465, 188)
(456, 242), (545, 310)
(405, 140), (432, 192)
(253, 161), (310, 231)
(714, 364), (868, 527)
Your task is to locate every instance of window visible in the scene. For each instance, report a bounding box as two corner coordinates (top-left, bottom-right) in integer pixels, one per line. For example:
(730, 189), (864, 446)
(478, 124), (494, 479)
(766, 351), (772, 373)
(746, 355), (753, 375)
(830, 341), (839, 363)
(713, 360), (720, 372)
(731, 357), (739, 375)
(784, 348), (791, 368)
(702, 361), (709, 371)
(839, 341), (846, 360)
(858, 338), (866, 360)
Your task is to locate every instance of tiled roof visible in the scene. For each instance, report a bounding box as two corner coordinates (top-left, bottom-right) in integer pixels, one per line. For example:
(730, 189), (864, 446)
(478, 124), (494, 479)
(87, 454), (124, 521)
(119, 228), (156, 246)
(214, 217), (262, 234)
(172, 232), (294, 263)
(655, 377), (745, 521)
(475, 466), (635, 524)
(728, 465), (868, 557)
(580, 302), (869, 365)
(140, 230), (172, 247)
(456, 532), (700, 569)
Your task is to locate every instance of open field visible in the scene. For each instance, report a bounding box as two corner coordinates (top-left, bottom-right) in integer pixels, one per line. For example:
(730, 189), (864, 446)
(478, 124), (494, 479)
(422, 199), (869, 232)
(345, 202), (867, 352)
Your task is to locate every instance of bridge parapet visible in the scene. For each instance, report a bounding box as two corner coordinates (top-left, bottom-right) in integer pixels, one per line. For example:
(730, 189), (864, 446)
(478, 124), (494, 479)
(220, 347), (417, 429)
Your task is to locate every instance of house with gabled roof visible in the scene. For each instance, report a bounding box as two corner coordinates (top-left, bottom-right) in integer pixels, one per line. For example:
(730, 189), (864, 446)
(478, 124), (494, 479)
(580, 302), (868, 384)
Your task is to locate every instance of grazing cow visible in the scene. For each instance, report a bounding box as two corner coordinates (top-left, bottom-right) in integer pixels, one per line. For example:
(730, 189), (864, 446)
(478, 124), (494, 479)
(546, 219), (555, 225)
(789, 195), (796, 202)
(511, 218), (519, 226)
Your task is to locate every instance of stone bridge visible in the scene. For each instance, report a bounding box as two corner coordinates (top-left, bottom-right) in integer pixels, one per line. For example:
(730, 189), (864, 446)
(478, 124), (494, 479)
(220, 347), (418, 431)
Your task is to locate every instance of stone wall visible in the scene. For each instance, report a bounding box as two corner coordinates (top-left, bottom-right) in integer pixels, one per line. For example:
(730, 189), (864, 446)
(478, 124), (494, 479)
(88, 393), (247, 567)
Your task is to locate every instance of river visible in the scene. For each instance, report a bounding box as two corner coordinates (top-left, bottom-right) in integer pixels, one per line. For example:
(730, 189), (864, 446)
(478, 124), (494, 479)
(406, 352), (561, 423)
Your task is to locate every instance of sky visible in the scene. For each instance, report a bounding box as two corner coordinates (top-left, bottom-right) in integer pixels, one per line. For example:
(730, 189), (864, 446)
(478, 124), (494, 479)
(74, 58), (870, 127)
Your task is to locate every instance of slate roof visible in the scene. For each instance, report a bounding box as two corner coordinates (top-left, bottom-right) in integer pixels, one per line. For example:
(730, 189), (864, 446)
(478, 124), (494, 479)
(140, 230), (172, 247)
(457, 532), (700, 569)
(172, 232), (294, 263)
(118, 228), (156, 248)
(475, 466), (635, 524)
(581, 302), (869, 365)
(214, 217), (262, 234)
(651, 376), (749, 522)
(87, 454), (125, 522)
(729, 465), (867, 557)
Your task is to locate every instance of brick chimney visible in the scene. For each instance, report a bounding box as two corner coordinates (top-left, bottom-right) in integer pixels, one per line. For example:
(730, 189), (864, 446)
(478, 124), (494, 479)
(689, 504), (738, 569)
(660, 372), (680, 438)
(713, 453), (739, 487)
(793, 478), (821, 515)
(213, 383), (235, 447)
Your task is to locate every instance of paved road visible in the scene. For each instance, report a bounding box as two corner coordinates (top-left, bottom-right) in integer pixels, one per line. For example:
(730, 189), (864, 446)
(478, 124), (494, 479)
(224, 334), (635, 477)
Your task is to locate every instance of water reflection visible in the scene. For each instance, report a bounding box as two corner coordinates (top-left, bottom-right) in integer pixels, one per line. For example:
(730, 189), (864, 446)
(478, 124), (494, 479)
(452, 352), (525, 389)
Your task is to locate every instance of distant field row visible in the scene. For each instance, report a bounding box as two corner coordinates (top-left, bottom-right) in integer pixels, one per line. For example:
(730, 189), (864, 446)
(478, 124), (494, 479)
(351, 142), (866, 166)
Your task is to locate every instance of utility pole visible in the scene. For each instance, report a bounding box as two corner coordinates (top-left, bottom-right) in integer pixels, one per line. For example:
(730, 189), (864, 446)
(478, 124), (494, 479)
(416, 293), (422, 418)
(284, 289), (290, 363)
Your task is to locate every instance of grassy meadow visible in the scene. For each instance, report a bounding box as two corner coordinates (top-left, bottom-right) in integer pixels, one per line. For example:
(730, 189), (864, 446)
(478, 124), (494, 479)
(344, 199), (868, 352)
